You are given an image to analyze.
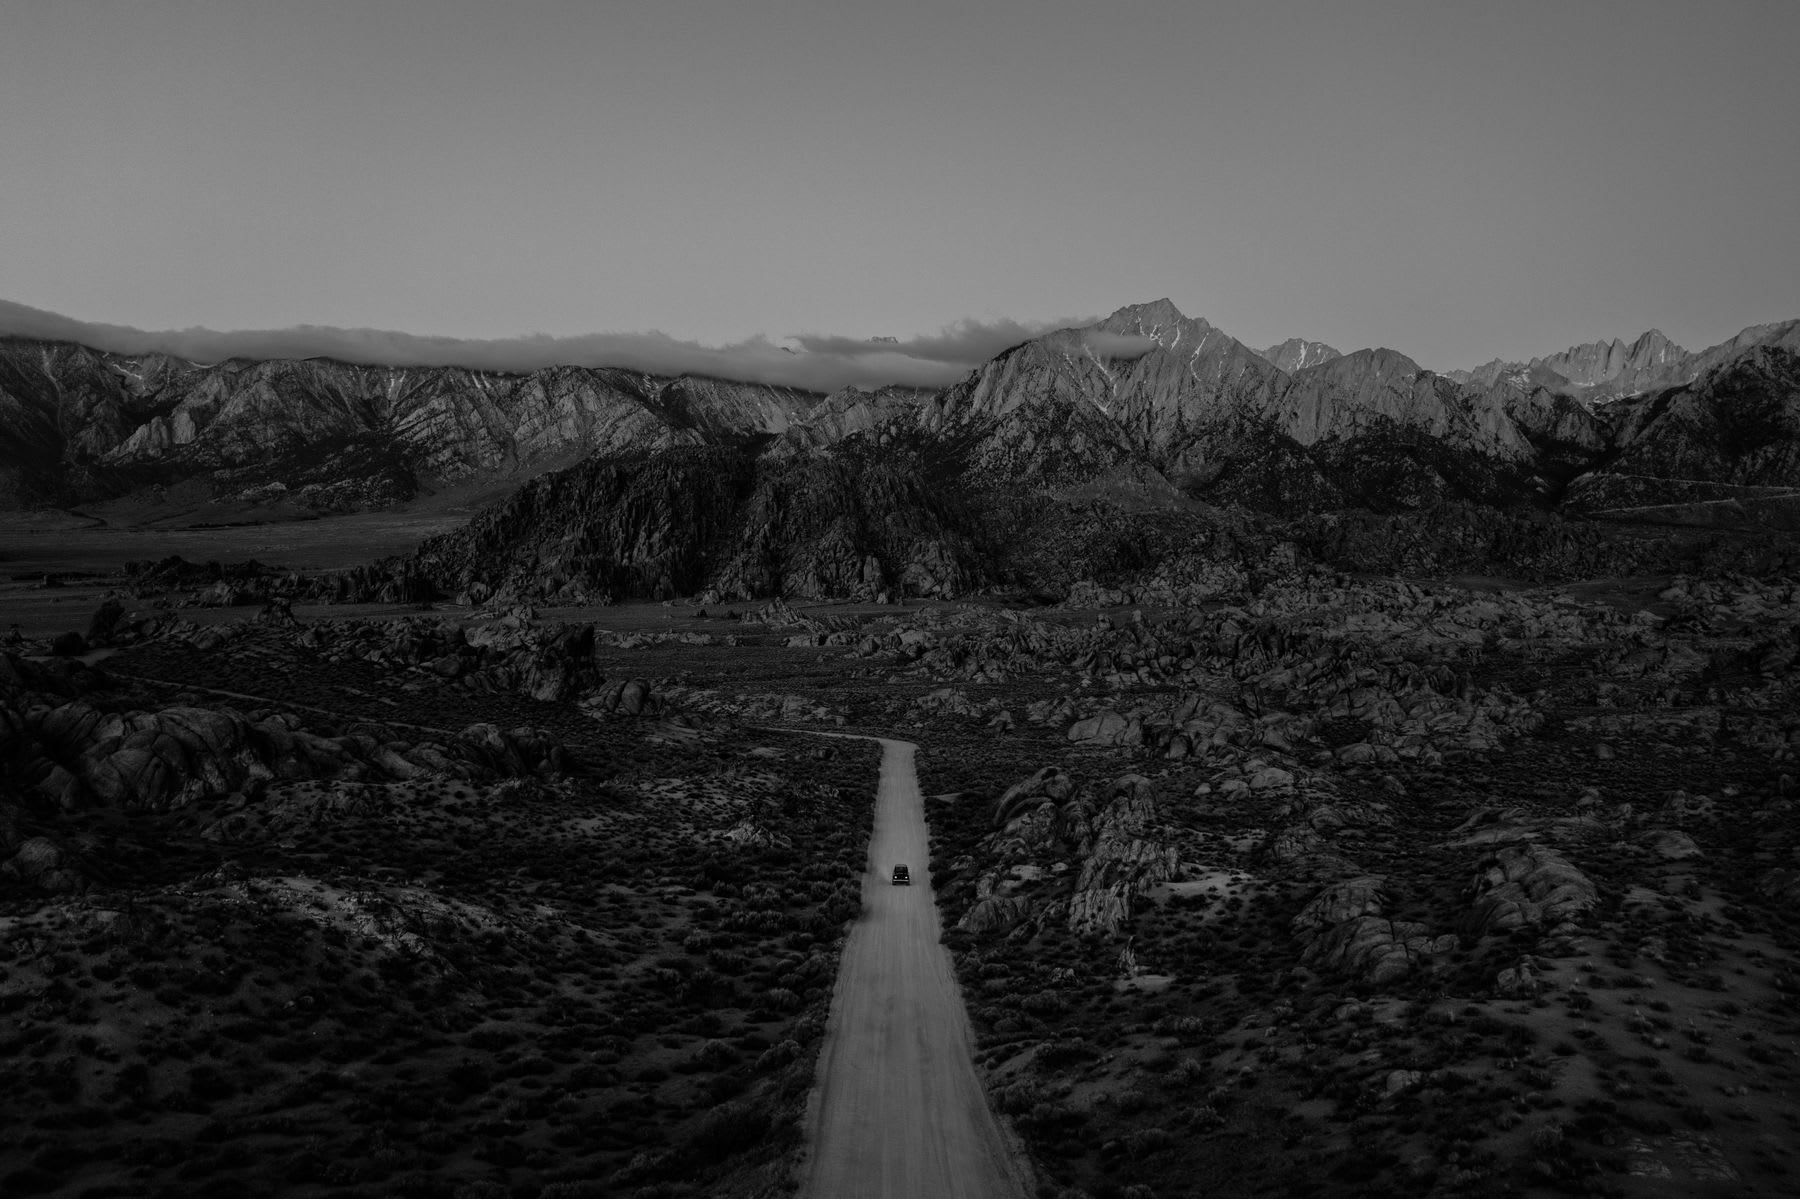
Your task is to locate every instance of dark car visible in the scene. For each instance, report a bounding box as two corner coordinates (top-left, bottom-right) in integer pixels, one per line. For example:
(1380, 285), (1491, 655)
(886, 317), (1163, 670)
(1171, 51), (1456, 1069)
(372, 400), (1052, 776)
(891, 864), (910, 885)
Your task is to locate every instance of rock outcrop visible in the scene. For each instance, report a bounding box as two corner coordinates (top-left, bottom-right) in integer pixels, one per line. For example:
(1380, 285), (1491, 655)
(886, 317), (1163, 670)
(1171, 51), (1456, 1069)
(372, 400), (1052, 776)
(958, 770), (1178, 937)
(1465, 844), (1598, 934)
(1065, 776), (1179, 935)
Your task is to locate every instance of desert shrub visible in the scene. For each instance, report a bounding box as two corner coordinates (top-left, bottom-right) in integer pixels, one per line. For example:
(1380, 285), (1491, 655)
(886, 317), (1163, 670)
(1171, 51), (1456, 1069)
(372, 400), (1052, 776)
(466, 1025), (521, 1051)
(503, 1055), (555, 1079)
(692, 1040), (740, 1070)
(219, 1019), (265, 1043)
(389, 1170), (452, 1197)
(1680, 1104), (1714, 1129)
(447, 1061), (491, 1094)
(266, 1035), (316, 1062)
(993, 1079), (1044, 1114)
(109, 1060), (152, 1103)
(1036, 1038), (1099, 1069)
(451, 1183), (509, 1199)
(685, 1100), (770, 1165)
(753, 1039), (800, 1073)
(700, 1070), (748, 1106)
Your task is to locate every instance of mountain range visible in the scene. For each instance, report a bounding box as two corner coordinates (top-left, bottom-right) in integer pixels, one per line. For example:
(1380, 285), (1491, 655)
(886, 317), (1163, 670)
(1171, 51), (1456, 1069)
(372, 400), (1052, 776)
(4, 300), (1798, 598)
(1446, 320), (1800, 399)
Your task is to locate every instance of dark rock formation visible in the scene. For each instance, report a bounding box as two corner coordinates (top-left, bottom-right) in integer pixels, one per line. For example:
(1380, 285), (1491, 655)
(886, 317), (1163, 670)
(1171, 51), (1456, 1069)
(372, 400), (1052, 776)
(406, 442), (983, 603)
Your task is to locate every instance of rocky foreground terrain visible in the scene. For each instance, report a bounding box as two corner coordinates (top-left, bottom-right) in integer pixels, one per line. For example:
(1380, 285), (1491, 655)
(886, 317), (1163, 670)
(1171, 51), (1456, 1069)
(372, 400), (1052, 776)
(0, 608), (879, 1198)
(4, 532), (1800, 1197)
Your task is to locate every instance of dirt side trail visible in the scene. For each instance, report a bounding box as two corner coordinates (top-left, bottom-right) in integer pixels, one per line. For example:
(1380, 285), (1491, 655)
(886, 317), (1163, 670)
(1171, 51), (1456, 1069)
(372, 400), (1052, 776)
(799, 737), (1032, 1199)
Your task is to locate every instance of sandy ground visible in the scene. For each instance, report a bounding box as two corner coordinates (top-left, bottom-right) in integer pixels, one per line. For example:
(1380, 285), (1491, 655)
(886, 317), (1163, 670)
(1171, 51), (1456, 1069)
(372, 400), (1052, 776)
(800, 737), (1032, 1199)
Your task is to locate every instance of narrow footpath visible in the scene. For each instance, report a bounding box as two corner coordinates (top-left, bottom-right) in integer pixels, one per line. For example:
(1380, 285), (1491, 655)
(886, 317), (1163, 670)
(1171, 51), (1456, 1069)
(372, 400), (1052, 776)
(800, 737), (1031, 1199)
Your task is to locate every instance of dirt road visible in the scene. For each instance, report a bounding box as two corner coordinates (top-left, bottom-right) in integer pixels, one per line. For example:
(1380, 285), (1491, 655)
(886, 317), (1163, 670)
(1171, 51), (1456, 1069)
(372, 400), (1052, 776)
(800, 737), (1031, 1199)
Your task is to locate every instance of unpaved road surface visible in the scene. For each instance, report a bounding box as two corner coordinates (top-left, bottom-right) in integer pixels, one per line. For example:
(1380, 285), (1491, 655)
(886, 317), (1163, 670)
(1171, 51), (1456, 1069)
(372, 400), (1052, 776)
(801, 737), (1031, 1199)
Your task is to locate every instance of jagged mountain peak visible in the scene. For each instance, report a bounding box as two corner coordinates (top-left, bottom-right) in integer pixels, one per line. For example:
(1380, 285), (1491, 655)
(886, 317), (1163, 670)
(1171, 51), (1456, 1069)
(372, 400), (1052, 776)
(1298, 346), (1424, 380)
(1092, 300), (1225, 352)
(1103, 298), (1190, 330)
(1528, 328), (1690, 392)
(1445, 358), (1527, 388)
(1257, 338), (1340, 373)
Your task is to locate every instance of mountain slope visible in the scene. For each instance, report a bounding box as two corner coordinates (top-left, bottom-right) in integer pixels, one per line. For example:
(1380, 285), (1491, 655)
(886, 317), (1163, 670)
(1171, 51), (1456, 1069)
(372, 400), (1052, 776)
(876, 304), (1550, 511)
(7, 303), (1800, 587)
(0, 337), (821, 509)
(1452, 321), (1800, 401)
(1593, 346), (1800, 488)
(407, 442), (986, 603)
(384, 302), (1800, 601)
(1257, 337), (1340, 373)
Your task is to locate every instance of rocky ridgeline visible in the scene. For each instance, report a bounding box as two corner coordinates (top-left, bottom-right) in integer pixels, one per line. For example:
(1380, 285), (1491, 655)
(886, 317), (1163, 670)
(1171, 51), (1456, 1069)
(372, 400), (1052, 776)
(6, 306), (1798, 529)
(395, 444), (981, 605)
(0, 336), (817, 510)
(385, 485), (1799, 608)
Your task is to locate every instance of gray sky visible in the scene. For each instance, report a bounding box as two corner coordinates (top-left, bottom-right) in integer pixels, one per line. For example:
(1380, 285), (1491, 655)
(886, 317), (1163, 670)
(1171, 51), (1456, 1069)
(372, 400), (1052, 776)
(2, 0), (1796, 376)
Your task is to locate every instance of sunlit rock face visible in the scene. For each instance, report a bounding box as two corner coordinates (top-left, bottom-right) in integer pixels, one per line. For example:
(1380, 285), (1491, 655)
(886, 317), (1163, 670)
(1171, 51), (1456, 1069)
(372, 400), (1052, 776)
(0, 336), (818, 507)
(1534, 328), (1687, 393)
(1257, 337), (1340, 374)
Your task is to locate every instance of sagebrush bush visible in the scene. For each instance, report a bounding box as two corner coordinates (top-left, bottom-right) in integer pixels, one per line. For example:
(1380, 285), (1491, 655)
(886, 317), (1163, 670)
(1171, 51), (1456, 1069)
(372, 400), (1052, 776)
(685, 1100), (770, 1165)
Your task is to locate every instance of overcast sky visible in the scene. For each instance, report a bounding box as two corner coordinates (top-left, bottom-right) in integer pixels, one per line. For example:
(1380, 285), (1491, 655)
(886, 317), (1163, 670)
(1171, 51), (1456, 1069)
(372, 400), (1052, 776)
(2, 0), (1796, 376)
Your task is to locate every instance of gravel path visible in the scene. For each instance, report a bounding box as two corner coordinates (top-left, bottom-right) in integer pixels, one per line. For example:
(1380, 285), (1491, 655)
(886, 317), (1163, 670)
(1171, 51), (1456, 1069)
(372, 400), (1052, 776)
(800, 736), (1031, 1199)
